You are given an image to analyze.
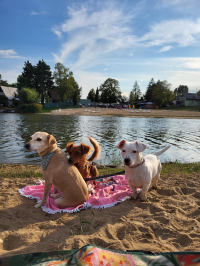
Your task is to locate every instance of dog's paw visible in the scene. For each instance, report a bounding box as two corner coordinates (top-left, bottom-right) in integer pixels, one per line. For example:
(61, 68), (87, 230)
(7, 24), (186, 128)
(130, 195), (137, 200)
(34, 203), (42, 208)
(140, 195), (147, 201)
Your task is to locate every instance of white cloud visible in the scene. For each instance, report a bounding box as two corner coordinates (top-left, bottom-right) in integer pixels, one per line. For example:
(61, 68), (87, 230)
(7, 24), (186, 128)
(30, 11), (47, 16)
(0, 49), (22, 59)
(183, 60), (200, 69)
(140, 19), (200, 47)
(159, 45), (173, 52)
(52, 28), (62, 38)
(103, 68), (108, 71)
(52, 3), (136, 67)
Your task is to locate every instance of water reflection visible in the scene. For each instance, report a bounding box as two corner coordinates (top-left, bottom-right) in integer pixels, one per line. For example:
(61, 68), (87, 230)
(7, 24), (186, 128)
(0, 113), (200, 164)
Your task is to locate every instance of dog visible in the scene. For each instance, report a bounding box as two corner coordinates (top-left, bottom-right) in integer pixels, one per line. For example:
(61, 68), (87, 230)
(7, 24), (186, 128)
(117, 140), (171, 201)
(24, 132), (89, 209)
(65, 137), (101, 185)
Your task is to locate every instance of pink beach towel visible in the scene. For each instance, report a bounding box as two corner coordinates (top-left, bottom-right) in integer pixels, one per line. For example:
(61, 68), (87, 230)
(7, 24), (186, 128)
(18, 175), (136, 214)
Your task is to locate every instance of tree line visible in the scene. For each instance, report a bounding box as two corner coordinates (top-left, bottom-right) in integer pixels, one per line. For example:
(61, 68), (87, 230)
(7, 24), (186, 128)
(87, 78), (190, 107)
(0, 60), (82, 107)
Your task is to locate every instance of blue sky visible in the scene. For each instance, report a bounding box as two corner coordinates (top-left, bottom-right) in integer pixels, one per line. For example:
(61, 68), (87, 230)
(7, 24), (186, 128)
(1, 0), (200, 98)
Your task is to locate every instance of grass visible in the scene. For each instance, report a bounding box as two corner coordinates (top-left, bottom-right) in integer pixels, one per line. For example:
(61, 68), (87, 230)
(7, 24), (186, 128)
(160, 106), (199, 112)
(1, 162), (200, 179)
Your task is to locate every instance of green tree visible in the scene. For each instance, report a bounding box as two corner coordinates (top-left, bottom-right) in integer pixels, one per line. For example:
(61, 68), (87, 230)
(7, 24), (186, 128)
(34, 60), (54, 105)
(144, 78), (155, 102)
(121, 95), (128, 104)
(174, 85), (189, 96)
(95, 87), (100, 102)
(99, 78), (122, 103)
(18, 88), (39, 104)
(87, 88), (96, 102)
(129, 91), (135, 104)
(0, 74), (9, 86)
(53, 62), (75, 102)
(132, 81), (141, 101)
(153, 80), (175, 107)
(17, 61), (35, 90)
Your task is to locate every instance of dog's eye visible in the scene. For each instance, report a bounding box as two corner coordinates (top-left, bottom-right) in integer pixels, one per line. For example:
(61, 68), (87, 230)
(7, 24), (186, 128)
(76, 152), (81, 155)
(122, 150), (125, 152)
(132, 150), (136, 153)
(36, 138), (42, 141)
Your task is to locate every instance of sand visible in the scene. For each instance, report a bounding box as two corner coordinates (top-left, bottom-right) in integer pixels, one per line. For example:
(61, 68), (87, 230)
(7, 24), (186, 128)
(1, 108), (200, 258)
(0, 170), (200, 258)
(49, 107), (200, 119)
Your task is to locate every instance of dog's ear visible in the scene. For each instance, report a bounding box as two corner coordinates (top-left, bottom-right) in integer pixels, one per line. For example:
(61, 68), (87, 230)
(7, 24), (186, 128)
(65, 142), (74, 153)
(116, 140), (126, 149)
(81, 143), (92, 155)
(47, 134), (57, 145)
(136, 141), (148, 152)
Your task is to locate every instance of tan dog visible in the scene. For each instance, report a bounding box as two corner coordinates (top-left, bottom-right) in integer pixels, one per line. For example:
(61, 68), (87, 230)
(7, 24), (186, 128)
(65, 137), (101, 185)
(24, 132), (89, 209)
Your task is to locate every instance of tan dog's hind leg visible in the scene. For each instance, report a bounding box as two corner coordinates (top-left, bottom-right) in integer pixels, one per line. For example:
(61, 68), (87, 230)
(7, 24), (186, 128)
(35, 182), (52, 208)
(55, 197), (76, 209)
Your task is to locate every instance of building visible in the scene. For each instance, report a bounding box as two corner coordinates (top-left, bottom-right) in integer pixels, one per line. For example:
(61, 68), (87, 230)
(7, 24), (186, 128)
(0, 86), (18, 106)
(175, 92), (200, 106)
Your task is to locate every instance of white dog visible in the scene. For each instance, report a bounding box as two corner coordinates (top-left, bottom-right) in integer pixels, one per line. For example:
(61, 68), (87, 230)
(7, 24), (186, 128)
(117, 140), (171, 201)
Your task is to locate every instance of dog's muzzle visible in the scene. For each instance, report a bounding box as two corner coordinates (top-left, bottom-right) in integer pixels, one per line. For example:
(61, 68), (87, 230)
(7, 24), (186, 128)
(124, 158), (130, 165)
(24, 143), (30, 150)
(68, 158), (73, 164)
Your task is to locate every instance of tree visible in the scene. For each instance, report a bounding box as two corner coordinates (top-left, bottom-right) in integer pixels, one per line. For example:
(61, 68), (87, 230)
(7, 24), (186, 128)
(87, 88), (96, 102)
(53, 62), (75, 102)
(174, 85), (189, 96)
(0, 74), (9, 86)
(99, 78), (122, 103)
(18, 88), (39, 104)
(153, 80), (175, 107)
(132, 81), (141, 101)
(121, 95), (128, 104)
(129, 91), (135, 104)
(34, 60), (54, 105)
(144, 78), (156, 102)
(17, 61), (35, 90)
(95, 87), (99, 102)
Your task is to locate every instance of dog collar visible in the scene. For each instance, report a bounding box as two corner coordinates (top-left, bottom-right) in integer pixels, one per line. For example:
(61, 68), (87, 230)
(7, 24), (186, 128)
(41, 149), (57, 170)
(129, 158), (145, 168)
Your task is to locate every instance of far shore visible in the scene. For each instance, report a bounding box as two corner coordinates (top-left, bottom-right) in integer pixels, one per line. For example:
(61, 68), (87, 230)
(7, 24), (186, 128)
(46, 107), (200, 119)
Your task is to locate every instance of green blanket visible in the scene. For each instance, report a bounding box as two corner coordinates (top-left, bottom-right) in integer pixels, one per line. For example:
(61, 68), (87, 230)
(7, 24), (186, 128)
(1, 244), (200, 265)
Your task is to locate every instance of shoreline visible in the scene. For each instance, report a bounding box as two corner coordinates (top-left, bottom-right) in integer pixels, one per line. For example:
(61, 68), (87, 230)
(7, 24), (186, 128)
(45, 107), (200, 119)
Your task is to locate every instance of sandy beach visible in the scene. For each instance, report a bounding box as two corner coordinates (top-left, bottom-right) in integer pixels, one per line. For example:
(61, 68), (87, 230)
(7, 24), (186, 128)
(0, 108), (200, 259)
(49, 107), (200, 119)
(0, 163), (200, 258)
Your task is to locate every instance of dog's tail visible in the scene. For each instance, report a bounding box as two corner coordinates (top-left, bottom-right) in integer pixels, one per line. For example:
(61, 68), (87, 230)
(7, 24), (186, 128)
(87, 137), (101, 161)
(154, 145), (171, 157)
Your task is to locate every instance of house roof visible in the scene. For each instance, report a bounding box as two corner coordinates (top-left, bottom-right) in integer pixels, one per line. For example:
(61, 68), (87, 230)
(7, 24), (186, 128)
(0, 86), (18, 99)
(181, 92), (200, 100)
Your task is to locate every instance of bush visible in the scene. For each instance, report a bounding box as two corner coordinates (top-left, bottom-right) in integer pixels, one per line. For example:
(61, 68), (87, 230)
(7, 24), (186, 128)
(18, 87), (39, 104)
(17, 103), (43, 113)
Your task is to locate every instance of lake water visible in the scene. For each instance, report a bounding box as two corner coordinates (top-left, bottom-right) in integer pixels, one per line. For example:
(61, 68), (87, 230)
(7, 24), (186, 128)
(0, 113), (200, 165)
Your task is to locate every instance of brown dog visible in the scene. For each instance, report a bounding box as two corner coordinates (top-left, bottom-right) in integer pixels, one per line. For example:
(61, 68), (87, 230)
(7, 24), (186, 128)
(65, 137), (101, 185)
(24, 132), (89, 209)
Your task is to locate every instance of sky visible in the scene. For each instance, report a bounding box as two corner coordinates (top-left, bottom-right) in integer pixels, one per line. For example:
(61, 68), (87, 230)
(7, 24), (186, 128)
(0, 0), (200, 98)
